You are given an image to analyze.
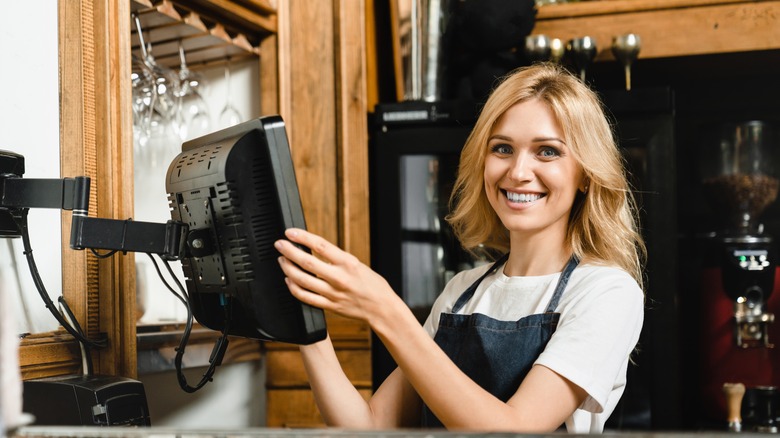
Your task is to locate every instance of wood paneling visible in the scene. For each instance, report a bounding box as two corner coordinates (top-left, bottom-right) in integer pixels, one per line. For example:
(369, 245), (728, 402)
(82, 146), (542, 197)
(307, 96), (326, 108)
(336, 0), (370, 265)
(265, 0), (372, 427)
(267, 388), (372, 428)
(93, 0), (137, 379)
(533, 0), (780, 61)
(282, 0), (339, 242)
(266, 348), (371, 389)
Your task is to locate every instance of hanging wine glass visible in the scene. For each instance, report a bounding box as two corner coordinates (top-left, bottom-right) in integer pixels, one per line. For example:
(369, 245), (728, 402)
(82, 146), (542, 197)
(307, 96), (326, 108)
(174, 42), (211, 141)
(218, 59), (243, 129)
(131, 54), (155, 163)
(132, 13), (180, 167)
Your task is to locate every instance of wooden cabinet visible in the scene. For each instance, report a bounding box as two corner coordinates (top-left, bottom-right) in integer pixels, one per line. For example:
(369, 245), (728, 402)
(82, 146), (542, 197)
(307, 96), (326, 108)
(532, 0), (780, 61)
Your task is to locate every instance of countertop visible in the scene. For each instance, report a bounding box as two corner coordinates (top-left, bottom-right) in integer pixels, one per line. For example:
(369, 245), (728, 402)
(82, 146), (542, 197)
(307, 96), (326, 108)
(10, 427), (776, 438)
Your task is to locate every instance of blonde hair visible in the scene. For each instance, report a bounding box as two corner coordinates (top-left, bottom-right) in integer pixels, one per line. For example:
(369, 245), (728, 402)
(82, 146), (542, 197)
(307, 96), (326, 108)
(447, 63), (646, 286)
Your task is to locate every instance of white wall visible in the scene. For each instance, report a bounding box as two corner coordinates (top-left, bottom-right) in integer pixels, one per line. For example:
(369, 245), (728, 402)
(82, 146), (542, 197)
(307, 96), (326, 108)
(0, 0), (61, 335)
(139, 361), (266, 428)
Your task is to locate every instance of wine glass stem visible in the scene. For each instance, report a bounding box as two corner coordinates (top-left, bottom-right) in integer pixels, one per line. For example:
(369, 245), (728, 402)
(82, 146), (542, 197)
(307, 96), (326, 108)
(224, 65), (232, 104)
(625, 65), (632, 91)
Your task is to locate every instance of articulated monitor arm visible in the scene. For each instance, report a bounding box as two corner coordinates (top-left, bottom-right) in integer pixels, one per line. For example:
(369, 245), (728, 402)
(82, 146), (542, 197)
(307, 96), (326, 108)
(0, 150), (187, 259)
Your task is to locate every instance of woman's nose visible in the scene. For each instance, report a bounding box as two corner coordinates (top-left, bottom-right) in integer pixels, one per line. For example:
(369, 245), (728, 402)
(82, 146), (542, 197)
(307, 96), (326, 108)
(508, 155), (533, 182)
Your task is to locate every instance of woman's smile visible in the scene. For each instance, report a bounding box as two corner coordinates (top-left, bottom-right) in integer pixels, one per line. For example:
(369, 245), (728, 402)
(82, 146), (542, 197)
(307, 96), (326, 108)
(502, 189), (547, 206)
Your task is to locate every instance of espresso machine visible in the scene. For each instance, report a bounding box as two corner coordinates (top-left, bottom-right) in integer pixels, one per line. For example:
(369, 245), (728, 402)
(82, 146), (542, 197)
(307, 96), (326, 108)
(697, 120), (780, 432)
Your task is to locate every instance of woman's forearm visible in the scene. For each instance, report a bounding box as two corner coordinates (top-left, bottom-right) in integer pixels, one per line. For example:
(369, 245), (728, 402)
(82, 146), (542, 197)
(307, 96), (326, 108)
(299, 335), (375, 428)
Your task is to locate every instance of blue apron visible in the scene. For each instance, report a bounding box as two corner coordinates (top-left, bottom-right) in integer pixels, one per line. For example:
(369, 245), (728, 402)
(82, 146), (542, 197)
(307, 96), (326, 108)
(421, 253), (579, 427)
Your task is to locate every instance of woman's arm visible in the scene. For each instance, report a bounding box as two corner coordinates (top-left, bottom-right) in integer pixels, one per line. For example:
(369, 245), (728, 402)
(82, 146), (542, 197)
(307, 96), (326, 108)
(298, 335), (422, 428)
(276, 228), (587, 432)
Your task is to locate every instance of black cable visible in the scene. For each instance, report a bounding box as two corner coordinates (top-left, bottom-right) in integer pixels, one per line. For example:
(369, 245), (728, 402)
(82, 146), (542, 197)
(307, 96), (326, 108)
(90, 248), (119, 259)
(14, 208), (107, 349)
(146, 254), (230, 393)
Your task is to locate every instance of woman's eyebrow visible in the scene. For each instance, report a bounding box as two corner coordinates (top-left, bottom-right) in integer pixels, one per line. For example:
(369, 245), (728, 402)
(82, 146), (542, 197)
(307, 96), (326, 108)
(488, 134), (567, 145)
(532, 136), (566, 145)
(488, 134), (513, 142)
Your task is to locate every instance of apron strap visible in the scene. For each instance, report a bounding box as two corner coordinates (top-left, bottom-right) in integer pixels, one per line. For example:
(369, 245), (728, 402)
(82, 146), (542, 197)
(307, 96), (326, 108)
(451, 253), (580, 314)
(451, 253), (509, 313)
(544, 255), (580, 313)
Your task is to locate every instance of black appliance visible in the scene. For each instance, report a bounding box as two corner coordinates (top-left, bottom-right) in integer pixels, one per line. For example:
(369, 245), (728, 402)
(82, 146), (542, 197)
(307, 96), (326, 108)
(165, 116), (327, 344)
(369, 100), (478, 388)
(22, 375), (151, 426)
(598, 87), (679, 430)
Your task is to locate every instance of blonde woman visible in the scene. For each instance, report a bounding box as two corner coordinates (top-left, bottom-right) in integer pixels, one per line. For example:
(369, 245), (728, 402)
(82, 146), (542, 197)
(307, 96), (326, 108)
(275, 63), (645, 433)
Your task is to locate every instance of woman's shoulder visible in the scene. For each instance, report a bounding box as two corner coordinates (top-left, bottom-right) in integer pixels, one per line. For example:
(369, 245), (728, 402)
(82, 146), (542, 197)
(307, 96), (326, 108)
(573, 261), (639, 283)
(567, 263), (644, 304)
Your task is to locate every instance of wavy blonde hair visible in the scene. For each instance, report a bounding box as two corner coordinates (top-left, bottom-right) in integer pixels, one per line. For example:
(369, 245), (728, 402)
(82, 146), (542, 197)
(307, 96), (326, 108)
(447, 63), (646, 286)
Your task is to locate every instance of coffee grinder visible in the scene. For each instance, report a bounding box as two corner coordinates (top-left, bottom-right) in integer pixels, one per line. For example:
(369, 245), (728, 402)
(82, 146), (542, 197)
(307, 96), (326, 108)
(697, 120), (780, 431)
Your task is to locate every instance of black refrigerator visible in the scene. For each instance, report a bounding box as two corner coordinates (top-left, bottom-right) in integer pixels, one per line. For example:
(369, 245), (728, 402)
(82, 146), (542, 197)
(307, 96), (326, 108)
(369, 100), (478, 388)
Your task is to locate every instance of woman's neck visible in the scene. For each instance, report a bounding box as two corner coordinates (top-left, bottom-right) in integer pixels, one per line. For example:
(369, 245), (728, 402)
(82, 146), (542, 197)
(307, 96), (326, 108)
(504, 230), (571, 277)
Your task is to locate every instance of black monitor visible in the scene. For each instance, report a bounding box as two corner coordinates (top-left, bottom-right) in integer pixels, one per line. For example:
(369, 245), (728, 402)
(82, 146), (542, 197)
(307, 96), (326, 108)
(166, 115), (327, 344)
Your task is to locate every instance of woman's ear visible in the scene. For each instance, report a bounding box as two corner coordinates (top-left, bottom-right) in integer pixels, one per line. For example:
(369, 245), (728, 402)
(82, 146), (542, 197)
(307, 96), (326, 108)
(579, 178), (590, 194)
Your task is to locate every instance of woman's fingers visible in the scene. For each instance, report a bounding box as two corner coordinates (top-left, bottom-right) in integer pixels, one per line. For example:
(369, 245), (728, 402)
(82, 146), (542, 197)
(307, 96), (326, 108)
(284, 274), (334, 310)
(278, 255), (331, 296)
(283, 228), (348, 264)
(274, 236), (335, 281)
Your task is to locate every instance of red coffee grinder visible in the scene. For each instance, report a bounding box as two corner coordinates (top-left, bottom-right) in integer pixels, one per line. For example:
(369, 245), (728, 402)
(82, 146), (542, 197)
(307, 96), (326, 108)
(698, 120), (780, 432)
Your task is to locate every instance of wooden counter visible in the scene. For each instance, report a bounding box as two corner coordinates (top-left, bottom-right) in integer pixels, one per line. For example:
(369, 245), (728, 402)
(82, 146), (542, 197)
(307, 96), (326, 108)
(12, 426), (777, 437)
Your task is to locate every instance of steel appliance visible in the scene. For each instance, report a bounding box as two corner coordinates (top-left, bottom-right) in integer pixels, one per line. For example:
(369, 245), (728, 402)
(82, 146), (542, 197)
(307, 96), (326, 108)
(696, 120), (780, 432)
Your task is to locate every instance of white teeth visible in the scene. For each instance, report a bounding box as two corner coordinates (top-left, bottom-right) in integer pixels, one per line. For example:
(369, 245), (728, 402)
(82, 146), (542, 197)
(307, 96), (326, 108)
(506, 191), (543, 203)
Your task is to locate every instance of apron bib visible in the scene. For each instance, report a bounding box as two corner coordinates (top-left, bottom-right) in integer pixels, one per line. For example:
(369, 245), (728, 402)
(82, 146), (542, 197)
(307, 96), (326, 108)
(421, 253), (579, 427)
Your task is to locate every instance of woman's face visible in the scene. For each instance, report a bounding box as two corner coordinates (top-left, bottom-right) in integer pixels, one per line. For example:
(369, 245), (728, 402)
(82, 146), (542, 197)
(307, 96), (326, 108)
(483, 98), (585, 240)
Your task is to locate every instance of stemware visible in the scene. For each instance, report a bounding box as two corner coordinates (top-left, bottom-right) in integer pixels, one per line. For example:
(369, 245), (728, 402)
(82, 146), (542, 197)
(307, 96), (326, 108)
(566, 36), (598, 82)
(132, 13), (180, 167)
(133, 14), (179, 118)
(218, 60), (243, 129)
(524, 35), (552, 64)
(550, 38), (565, 64)
(131, 54), (155, 161)
(612, 34), (642, 91)
(174, 42), (211, 141)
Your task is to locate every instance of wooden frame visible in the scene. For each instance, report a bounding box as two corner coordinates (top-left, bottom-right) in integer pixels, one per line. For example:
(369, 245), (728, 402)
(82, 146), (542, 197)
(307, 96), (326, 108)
(20, 0), (136, 380)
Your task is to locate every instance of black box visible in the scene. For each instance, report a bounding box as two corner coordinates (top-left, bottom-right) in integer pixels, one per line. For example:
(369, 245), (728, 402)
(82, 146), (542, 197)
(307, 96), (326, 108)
(23, 375), (151, 426)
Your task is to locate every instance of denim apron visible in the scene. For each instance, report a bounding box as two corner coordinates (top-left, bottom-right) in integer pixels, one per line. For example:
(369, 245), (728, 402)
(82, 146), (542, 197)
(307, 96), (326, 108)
(421, 253), (579, 427)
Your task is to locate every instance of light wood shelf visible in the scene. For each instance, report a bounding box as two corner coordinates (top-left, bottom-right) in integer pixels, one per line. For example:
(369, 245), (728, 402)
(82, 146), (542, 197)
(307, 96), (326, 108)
(532, 0), (780, 61)
(131, 0), (276, 69)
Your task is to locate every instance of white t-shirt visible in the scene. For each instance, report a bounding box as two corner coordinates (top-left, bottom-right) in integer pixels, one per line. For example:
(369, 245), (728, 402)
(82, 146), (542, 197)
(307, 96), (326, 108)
(422, 260), (644, 433)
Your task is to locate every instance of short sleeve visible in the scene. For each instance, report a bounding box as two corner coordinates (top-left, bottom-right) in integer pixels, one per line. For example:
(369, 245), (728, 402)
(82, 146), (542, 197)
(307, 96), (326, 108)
(534, 267), (644, 413)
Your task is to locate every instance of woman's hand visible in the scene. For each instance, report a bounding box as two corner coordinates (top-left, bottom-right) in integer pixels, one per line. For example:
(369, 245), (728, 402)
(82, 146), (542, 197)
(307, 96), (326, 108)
(275, 228), (401, 324)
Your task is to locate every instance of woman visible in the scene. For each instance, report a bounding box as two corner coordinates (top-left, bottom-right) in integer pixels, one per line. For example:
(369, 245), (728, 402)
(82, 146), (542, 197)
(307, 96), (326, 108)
(274, 63), (645, 433)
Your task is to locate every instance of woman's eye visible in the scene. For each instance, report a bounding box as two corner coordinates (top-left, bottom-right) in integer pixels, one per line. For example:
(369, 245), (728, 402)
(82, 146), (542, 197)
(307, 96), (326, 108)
(491, 144), (512, 155)
(539, 146), (560, 158)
